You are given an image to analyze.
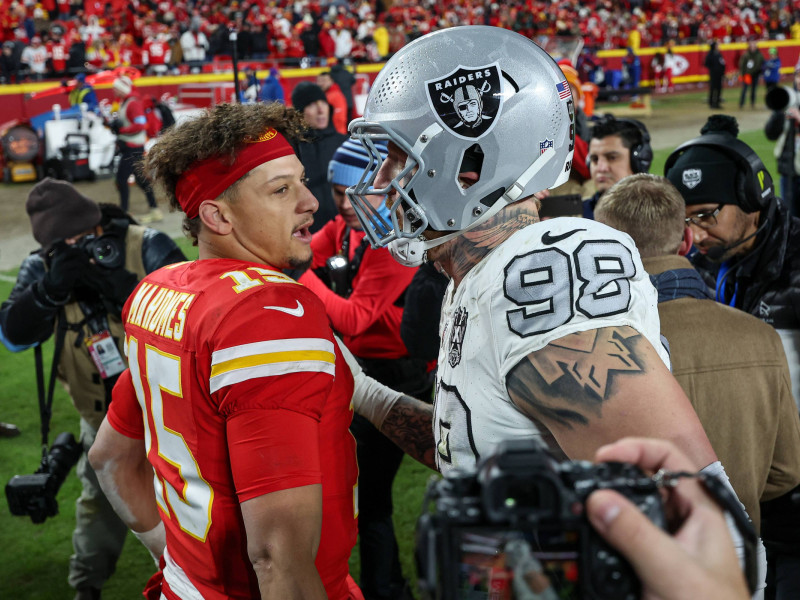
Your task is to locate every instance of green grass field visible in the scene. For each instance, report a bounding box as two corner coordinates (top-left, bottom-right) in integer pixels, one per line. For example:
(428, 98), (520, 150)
(0, 89), (778, 598)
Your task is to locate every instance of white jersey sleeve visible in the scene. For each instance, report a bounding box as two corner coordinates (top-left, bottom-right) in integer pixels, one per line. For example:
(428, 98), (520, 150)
(489, 218), (668, 379)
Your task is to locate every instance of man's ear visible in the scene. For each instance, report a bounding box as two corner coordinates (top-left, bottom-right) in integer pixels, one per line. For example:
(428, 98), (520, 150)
(677, 225), (693, 256)
(198, 200), (232, 235)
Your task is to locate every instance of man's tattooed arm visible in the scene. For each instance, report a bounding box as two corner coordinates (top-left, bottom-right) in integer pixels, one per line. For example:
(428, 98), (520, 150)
(380, 396), (437, 470)
(506, 325), (717, 465)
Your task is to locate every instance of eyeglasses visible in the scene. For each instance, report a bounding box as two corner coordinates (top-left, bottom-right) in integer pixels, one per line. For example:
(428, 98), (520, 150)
(685, 204), (724, 229)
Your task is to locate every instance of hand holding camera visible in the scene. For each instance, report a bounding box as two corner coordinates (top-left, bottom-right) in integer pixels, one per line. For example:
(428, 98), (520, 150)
(586, 438), (751, 600)
(417, 438), (755, 600)
(40, 241), (91, 301)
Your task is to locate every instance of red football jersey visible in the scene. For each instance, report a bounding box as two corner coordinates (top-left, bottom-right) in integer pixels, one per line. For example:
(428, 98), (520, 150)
(47, 40), (69, 71)
(107, 259), (358, 600)
(143, 39), (170, 65)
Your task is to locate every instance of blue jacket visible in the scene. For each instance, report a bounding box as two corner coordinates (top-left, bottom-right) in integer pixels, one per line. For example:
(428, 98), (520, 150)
(764, 57), (782, 84)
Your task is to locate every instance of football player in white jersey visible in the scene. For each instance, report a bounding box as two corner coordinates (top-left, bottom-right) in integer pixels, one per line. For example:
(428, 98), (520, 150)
(342, 25), (761, 596)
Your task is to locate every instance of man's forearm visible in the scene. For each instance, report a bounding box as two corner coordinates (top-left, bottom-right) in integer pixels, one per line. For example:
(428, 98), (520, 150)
(380, 395), (436, 470)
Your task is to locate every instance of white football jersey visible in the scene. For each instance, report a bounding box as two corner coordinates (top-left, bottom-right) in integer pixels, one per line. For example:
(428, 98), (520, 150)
(433, 217), (668, 476)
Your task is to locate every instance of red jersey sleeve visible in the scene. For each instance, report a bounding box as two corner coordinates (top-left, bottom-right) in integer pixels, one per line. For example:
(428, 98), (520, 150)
(106, 368), (145, 439)
(206, 282), (337, 501)
(300, 240), (416, 337)
(209, 283), (337, 421)
(227, 408), (321, 502)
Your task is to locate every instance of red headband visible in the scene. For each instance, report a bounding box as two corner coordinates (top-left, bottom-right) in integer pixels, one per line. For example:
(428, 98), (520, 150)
(175, 128), (295, 218)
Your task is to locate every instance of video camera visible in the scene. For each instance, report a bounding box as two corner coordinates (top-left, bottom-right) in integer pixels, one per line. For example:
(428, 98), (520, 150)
(6, 432), (83, 524)
(416, 439), (666, 600)
(766, 85), (800, 112)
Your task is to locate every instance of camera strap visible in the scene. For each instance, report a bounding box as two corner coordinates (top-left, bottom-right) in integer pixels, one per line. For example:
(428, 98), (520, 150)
(652, 469), (759, 595)
(34, 307), (68, 459)
(342, 228), (370, 281)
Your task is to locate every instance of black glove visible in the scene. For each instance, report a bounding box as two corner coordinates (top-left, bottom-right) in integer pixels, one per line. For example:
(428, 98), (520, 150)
(40, 242), (91, 301)
(108, 119), (122, 134)
(79, 263), (139, 309)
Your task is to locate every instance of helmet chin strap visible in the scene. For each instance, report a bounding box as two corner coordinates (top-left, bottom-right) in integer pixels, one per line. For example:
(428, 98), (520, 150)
(388, 148), (557, 268)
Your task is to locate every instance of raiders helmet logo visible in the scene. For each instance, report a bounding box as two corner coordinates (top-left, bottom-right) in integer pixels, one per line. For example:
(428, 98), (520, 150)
(425, 63), (503, 141)
(682, 168), (702, 189)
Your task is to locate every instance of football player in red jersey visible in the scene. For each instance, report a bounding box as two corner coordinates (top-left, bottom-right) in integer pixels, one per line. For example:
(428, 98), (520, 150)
(88, 103), (361, 600)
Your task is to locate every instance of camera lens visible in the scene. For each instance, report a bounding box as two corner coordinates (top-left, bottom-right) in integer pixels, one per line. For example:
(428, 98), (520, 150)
(92, 239), (120, 266)
(81, 234), (124, 269)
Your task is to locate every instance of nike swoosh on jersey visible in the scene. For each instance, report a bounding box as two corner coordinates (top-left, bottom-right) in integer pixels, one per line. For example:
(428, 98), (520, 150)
(263, 300), (304, 317)
(541, 228), (586, 245)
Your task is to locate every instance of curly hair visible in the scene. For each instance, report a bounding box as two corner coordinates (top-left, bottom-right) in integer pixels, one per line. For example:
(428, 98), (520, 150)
(143, 102), (308, 244)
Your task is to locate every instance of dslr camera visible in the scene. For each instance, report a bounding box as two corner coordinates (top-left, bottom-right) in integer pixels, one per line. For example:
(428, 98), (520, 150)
(6, 432), (83, 523)
(78, 232), (124, 269)
(416, 439), (666, 600)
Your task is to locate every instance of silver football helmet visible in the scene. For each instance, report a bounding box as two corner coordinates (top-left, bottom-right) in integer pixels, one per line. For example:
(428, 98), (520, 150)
(347, 26), (574, 266)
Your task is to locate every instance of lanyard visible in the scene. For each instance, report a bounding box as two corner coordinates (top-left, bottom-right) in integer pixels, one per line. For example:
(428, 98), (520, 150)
(715, 261), (738, 306)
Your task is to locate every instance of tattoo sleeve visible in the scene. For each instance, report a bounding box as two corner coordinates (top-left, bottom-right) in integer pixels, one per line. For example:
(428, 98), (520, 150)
(380, 395), (437, 470)
(506, 326), (647, 431)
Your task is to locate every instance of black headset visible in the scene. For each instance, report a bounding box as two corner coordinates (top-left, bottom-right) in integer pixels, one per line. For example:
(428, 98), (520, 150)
(587, 116), (653, 174)
(663, 133), (775, 213)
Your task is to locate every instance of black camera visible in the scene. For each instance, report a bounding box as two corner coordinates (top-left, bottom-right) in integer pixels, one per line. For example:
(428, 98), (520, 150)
(78, 232), (124, 269)
(325, 254), (352, 297)
(6, 432), (83, 524)
(416, 439), (666, 600)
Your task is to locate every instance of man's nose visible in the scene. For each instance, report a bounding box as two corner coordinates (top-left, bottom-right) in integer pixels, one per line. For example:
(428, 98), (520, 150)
(301, 185), (319, 213)
(691, 225), (708, 244)
(373, 160), (392, 191)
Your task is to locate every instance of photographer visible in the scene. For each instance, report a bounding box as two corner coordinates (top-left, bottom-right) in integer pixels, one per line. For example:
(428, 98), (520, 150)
(0, 178), (185, 600)
(765, 66), (800, 218)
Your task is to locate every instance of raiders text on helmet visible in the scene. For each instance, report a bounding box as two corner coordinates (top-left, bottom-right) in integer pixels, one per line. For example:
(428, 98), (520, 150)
(346, 26), (575, 264)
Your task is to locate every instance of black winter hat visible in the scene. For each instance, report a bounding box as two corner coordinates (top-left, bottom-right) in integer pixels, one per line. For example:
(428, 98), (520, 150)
(291, 81), (327, 112)
(666, 145), (741, 207)
(26, 177), (101, 247)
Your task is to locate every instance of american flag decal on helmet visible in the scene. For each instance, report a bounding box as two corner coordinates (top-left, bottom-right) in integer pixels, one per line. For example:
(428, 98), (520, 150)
(556, 80), (571, 101)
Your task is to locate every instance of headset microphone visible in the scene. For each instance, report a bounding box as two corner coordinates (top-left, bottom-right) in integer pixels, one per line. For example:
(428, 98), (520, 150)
(705, 217), (769, 261)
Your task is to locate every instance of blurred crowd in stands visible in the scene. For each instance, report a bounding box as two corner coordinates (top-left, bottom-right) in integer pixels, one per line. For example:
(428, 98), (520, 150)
(2, 0), (800, 84)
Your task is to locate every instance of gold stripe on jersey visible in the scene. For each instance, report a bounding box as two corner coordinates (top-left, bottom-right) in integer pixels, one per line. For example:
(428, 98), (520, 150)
(126, 283), (196, 342)
(209, 338), (335, 393)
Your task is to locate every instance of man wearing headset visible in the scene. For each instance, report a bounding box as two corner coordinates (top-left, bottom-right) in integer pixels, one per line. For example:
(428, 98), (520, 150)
(666, 115), (800, 599)
(583, 114), (653, 219)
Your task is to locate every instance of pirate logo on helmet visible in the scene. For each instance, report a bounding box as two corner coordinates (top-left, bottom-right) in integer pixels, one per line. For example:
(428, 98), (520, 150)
(425, 63), (503, 141)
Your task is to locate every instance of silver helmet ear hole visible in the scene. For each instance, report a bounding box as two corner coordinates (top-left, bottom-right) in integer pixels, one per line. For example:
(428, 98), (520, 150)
(472, 207), (483, 216)
(447, 219), (456, 226)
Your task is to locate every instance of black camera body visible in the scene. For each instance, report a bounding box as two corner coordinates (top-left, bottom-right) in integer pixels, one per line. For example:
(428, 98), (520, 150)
(6, 431), (83, 524)
(416, 439), (666, 600)
(78, 232), (124, 269)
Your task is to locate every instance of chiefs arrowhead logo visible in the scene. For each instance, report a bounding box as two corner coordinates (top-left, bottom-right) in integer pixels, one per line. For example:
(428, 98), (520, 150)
(425, 63), (504, 140)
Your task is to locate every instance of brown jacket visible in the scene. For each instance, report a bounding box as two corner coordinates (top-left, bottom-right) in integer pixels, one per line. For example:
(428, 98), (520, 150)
(645, 254), (800, 532)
